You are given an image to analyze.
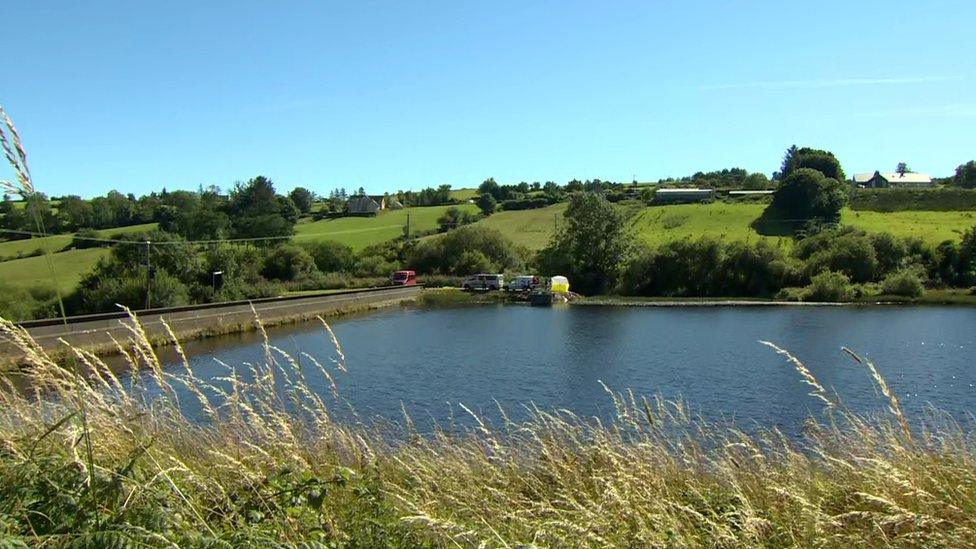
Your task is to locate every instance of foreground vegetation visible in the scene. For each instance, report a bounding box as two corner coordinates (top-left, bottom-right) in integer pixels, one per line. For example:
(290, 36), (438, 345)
(0, 314), (974, 546)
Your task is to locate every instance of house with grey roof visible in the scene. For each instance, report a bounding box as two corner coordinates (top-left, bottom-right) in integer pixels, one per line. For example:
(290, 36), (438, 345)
(853, 171), (934, 189)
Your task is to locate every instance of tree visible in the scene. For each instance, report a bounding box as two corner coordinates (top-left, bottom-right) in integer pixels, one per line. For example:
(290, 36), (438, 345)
(301, 240), (356, 273)
(756, 168), (848, 235)
(565, 179), (584, 192)
(537, 192), (629, 294)
(478, 178), (500, 200)
(954, 161), (976, 189)
(227, 176), (296, 239)
(262, 244), (317, 281)
(778, 145), (845, 181)
(742, 173), (770, 190)
(407, 225), (522, 275)
(896, 162), (911, 176)
(288, 187), (315, 214)
(477, 193), (496, 216)
(57, 195), (95, 231)
(437, 206), (474, 231)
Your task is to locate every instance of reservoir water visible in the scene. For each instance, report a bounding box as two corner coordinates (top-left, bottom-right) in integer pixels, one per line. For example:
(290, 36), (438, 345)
(144, 304), (976, 434)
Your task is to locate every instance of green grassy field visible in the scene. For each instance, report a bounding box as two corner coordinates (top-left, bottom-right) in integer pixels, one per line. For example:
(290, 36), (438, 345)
(3, 202), (972, 295)
(449, 188), (478, 201)
(0, 223), (157, 261)
(473, 202), (976, 252)
(626, 203), (784, 248)
(475, 203), (568, 250)
(295, 204), (479, 250)
(842, 209), (975, 243)
(0, 248), (109, 292)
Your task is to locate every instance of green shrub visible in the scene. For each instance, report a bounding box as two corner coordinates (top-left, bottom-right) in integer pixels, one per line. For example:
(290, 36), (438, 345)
(262, 244), (317, 281)
(78, 269), (191, 311)
(850, 188), (976, 212)
(0, 283), (59, 321)
(407, 226), (522, 275)
(353, 255), (399, 278)
(71, 228), (105, 249)
(301, 240), (356, 273)
(620, 239), (794, 297)
(803, 271), (853, 302)
(880, 269), (925, 298)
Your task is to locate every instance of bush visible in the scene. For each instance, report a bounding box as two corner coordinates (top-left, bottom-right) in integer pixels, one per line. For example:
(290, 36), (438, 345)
(803, 271), (854, 302)
(417, 274), (462, 288)
(262, 244), (317, 281)
(436, 207), (476, 231)
(353, 255), (399, 278)
(0, 283), (59, 321)
(880, 269), (925, 298)
(301, 240), (356, 273)
(620, 239), (794, 297)
(453, 250), (493, 275)
(407, 226), (523, 275)
(850, 188), (976, 212)
(71, 228), (106, 249)
(78, 269), (191, 311)
(500, 198), (549, 211)
(803, 234), (878, 283)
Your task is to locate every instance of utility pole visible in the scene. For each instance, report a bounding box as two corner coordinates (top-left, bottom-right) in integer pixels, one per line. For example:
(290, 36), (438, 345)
(144, 240), (152, 310)
(405, 212), (411, 240)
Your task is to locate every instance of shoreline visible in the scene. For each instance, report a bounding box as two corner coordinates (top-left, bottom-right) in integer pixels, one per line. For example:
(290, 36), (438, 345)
(419, 287), (976, 308)
(1, 286), (421, 369)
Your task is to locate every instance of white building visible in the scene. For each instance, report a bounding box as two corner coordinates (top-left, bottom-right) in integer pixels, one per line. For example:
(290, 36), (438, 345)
(852, 171), (934, 189)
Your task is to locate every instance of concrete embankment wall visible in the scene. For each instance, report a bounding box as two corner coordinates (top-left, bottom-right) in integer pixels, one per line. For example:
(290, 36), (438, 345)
(3, 286), (422, 361)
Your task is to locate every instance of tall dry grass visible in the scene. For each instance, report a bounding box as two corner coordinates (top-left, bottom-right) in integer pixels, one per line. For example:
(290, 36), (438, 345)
(0, 311), (975, 546)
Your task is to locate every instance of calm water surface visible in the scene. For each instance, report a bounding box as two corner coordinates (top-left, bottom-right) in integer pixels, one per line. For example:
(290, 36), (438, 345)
(144, 304), (976, 433)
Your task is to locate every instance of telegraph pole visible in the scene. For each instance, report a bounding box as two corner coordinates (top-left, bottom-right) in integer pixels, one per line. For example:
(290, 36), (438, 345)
(405, 212), (411, 240)
(144, 240), (152, 310)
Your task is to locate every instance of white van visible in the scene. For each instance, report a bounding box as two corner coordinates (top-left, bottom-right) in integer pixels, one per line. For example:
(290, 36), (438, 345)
(505, 275), (539, 292)
(461, 274), (504, 291)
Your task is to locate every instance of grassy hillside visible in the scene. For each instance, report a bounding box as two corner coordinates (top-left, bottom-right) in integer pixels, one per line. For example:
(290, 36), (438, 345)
(0, 223), (157, 261)
(842, 209), (975, 243)
(0, 248), (109, 292)
(295, 204), (479, 250)
(4, 202), (972, 295)
(449, 188), (478, 201)
(473, 202), (975, 252)
(475, 203), (568, 249)
(627, 203), (782, 248)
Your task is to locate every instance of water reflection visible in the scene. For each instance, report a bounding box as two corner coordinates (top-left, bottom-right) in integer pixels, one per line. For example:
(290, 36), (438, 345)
(131, 304), (976, 434)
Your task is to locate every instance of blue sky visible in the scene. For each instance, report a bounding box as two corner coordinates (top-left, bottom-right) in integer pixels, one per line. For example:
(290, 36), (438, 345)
(2, 1), (974, 198)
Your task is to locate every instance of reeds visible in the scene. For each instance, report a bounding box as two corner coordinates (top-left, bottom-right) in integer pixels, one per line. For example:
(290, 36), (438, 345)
(0, 313), (973, 546)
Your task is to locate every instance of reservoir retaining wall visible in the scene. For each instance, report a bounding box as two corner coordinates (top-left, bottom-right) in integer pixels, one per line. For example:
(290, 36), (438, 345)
(2, 285), (422, 362)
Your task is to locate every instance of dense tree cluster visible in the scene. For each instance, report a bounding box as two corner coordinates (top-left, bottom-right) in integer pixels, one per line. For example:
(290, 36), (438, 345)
(407, 225), (524, 275)
(656, 168), (770, 190)
(776, 145), (846, 181)
(954, 161), (976, 189)
(537, 192), (630, 294)
(756, 168), (848, 234)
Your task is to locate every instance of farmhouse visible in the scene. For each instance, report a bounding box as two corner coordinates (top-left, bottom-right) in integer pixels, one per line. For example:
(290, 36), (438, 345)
(654, 188), (715, 204)
(346, 194), (403, 215)
(853, 171), (934, 189)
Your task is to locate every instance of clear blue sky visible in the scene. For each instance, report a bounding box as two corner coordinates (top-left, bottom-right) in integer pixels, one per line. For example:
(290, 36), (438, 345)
(3, 1), (974, 198)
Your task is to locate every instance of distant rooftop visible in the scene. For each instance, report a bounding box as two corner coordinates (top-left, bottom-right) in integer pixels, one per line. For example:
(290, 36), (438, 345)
(656, 188), (714, 193)
(853, 171), (932, 184)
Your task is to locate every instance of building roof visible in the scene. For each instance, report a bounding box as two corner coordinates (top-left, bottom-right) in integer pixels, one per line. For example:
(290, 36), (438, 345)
(347, 195), (380, 211)
(853, 171), (932, 184)
(655, 188), (714, 193)
(728, 190), (774, 195)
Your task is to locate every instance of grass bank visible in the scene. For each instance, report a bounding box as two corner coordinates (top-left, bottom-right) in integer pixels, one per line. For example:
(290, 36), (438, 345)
(0, 315), (974, 546)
